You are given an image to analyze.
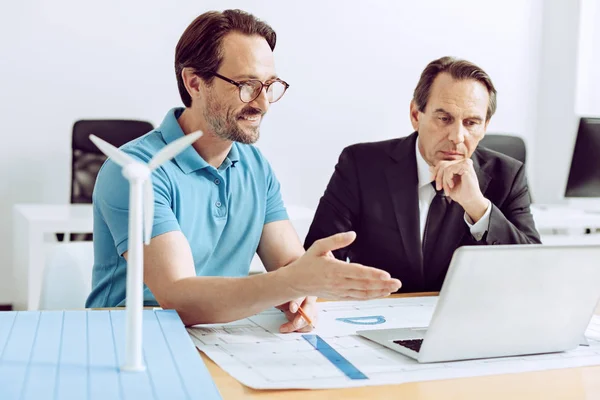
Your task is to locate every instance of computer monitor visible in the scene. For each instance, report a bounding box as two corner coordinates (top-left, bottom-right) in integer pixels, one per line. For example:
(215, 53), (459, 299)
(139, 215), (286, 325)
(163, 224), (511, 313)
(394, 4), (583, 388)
(565, 118), (600, 204)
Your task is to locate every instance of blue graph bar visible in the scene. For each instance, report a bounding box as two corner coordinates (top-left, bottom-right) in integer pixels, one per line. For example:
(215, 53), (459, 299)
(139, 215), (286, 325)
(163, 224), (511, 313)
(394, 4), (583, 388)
(335, 316), (386, 325)
(302, 335), (368, 380)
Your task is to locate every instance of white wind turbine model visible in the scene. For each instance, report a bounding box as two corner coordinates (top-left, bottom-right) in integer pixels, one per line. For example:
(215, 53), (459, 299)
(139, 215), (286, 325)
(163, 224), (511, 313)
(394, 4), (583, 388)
(89, 130), (203, 372)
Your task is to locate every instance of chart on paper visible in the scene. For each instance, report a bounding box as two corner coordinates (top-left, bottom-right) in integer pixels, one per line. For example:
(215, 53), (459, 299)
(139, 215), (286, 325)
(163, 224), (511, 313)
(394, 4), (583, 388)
(188, 297), (600, 390)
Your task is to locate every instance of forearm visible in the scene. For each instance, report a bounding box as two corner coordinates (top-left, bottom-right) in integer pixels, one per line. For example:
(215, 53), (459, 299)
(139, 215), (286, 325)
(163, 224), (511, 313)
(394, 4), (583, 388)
(483, 165), (541, 245)
(161, 268), (300, 326)
(485, 204), (541, 245)
(462, 195), (490, 223)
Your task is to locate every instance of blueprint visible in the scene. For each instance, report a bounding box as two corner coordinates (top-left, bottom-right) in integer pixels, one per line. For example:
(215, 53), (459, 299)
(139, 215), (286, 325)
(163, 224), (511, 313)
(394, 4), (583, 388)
(188, 297), (600, 389)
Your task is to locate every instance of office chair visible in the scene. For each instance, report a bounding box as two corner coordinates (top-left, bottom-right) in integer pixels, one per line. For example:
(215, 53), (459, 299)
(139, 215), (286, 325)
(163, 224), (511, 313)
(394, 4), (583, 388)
(478, 134), (526, 164)
(62, 119), (153, 241)
(479, 133), (532, 203)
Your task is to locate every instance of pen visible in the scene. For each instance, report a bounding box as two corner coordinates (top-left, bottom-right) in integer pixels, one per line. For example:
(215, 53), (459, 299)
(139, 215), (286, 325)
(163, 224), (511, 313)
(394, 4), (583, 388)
(296, 306), (315, 329)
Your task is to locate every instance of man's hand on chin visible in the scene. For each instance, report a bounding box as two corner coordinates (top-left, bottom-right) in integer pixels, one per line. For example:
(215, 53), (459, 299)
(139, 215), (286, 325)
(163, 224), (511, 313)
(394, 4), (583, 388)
(430, 158), (490, 222)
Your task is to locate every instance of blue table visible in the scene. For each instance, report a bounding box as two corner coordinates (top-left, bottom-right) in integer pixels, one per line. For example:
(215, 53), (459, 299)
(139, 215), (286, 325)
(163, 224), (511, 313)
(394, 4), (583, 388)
(0, 309), (221, 399)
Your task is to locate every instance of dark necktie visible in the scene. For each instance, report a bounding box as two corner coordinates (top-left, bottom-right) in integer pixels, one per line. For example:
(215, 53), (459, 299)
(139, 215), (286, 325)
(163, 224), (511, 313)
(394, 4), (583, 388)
(422, 182), (448, 257)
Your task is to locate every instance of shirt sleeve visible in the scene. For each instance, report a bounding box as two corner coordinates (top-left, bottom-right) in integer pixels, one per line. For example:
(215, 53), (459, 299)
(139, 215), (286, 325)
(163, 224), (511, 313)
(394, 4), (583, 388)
(263, 160), (289, 224)
(464, 199), (492, 241)
(94, 158), (181, 256)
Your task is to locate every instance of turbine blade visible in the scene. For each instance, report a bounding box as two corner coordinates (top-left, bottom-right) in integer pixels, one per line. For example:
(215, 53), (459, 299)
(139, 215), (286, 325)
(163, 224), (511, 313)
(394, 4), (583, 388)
(89, 135), (136, 167)
(148, 130), (202, 170)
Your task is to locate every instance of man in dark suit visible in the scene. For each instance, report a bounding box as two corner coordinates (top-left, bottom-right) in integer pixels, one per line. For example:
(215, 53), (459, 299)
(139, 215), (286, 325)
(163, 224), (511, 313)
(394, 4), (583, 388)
(305, 56), (541, 293)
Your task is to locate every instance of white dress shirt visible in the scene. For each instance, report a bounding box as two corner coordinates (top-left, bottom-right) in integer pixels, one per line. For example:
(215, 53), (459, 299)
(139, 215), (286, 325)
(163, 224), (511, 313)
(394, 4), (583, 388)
(415, 139), (491, 243)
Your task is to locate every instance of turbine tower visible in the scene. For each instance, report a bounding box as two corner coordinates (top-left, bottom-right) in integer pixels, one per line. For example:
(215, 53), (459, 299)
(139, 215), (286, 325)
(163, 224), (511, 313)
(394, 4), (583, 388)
(90, 130), (202, 371)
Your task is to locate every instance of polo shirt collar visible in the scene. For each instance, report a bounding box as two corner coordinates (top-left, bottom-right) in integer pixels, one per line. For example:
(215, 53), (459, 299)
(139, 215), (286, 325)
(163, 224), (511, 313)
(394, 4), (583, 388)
(158, 107), (240, 174)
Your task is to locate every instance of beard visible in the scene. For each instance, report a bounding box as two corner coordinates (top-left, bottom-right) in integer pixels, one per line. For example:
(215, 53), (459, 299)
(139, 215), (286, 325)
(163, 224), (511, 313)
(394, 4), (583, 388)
(203, 93), (264, 145)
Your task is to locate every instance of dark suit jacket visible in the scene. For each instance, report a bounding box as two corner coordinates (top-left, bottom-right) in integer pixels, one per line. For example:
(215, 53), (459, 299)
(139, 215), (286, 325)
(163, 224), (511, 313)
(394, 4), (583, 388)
(304, 132), (541, 293)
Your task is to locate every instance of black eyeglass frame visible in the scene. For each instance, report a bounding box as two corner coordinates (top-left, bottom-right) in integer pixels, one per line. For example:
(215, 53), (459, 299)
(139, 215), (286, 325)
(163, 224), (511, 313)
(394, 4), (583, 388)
(212, 72), (290, 103)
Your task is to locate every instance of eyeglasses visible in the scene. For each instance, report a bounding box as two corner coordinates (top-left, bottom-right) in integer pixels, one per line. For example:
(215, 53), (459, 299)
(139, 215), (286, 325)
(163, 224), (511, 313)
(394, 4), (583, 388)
(212, 73), (289, 103)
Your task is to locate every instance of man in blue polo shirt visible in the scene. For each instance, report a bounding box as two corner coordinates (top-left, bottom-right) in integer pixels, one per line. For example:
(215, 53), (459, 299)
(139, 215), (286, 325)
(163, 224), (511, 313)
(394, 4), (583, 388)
(86, 9), (401, 331)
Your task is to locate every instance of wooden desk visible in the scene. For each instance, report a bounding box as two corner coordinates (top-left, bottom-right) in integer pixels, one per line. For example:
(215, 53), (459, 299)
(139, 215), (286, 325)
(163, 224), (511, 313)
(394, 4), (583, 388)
(200, 293), (600, 400)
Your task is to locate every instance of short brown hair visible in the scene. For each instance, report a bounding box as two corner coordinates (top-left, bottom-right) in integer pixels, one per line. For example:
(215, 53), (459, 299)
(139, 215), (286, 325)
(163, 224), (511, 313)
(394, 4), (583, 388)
(175, 9), (277, 107)
(413, 56), (497, 121)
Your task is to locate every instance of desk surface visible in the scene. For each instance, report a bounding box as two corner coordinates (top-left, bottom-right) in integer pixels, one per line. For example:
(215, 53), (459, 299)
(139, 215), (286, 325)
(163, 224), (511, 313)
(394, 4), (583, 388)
(14, 203), (93, 222)
(531, 204), (600, 231)
(201, 293), (600, 400)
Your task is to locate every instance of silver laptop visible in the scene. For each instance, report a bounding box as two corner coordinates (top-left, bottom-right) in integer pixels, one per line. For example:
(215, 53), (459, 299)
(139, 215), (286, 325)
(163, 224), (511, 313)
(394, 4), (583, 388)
(358, 245), (600, 363)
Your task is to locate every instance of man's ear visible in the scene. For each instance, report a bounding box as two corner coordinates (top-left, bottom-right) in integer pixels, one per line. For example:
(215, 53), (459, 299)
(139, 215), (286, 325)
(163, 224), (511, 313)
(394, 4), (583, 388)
(181, 67), (203, 102)
(409, 100), (420, 131)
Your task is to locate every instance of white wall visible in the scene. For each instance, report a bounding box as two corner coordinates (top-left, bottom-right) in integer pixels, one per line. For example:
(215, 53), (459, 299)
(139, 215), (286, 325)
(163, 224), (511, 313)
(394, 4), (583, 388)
(577, 0), (600, 115)
(533, 0), (582, 204)
(0, 0), (544, 304)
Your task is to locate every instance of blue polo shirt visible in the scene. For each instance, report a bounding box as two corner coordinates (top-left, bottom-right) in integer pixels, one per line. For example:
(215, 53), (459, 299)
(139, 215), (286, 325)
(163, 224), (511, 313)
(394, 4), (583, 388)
(85, 108), (288, 307)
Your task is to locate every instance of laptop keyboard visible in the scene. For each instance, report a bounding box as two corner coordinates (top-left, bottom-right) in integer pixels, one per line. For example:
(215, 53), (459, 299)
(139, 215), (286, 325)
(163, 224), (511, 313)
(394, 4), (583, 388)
(393, 339), (423, 353)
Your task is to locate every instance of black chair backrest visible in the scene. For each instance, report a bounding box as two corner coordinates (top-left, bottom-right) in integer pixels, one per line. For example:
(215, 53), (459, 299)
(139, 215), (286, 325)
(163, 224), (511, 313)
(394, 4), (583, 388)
(478, 134), (526, 164)
(71, 119), (153, 204)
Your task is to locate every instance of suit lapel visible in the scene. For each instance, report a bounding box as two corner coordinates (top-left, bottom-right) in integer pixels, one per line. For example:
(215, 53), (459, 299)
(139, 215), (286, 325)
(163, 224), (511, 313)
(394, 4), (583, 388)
(473, 152), (492, 197)
(384, 132), (424, 284)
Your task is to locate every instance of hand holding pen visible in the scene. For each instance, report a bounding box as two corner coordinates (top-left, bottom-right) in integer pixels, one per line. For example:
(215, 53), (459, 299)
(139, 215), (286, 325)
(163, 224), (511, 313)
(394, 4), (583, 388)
(277, 297), (317, 333)
(282, 256), (351, 332)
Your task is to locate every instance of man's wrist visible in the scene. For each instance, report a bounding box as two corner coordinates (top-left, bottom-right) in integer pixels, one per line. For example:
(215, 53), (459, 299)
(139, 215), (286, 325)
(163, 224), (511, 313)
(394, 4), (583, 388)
(271, 259), (303, 298)
(462, 196), (490, 223)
